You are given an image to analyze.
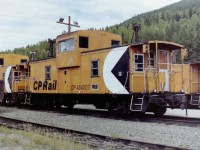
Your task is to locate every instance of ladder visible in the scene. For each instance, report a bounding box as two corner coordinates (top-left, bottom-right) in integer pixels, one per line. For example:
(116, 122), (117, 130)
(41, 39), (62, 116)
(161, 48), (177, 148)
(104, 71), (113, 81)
(130, 95), (144, 111)
(190, 94), (200, 106)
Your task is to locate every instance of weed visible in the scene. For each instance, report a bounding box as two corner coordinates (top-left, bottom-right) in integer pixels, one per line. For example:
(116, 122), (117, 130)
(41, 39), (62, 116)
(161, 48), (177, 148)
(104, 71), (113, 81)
(0, 125), (89, 150)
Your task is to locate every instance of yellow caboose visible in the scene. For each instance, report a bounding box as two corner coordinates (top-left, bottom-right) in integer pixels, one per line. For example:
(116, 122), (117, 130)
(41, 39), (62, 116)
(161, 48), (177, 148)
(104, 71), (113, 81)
(0, 54), (28, 103)
(5, 29), (200, 116)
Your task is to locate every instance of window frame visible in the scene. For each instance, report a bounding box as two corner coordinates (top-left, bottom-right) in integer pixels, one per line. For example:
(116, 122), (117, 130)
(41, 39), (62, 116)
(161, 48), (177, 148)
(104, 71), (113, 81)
(134, 54), (144, 72)
(147, 52), (155, 68)
(59, 38), (75, 52)
(45, 65), (51, 80)
(91, 60), (99, 77)
(158, 50), (169, 70)
(13, 71), (22, 81)
(25, 70), (30, 78)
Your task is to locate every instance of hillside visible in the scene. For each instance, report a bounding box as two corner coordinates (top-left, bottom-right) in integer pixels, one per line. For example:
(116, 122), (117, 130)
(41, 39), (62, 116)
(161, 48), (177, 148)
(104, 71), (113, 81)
(2, 0), (200, 61)
(1, 40), (50, 60)
(105, 0), (200, 61)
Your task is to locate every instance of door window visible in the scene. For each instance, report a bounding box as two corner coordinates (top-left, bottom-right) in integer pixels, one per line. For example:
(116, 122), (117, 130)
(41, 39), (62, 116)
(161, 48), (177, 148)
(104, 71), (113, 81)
(159, 51), (169, 70)
(134, 54), (144, 72)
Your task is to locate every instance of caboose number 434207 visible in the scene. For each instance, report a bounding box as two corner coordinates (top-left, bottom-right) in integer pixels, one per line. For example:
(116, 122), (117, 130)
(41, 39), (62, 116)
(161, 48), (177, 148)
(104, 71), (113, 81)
(0, 22), (200, 116)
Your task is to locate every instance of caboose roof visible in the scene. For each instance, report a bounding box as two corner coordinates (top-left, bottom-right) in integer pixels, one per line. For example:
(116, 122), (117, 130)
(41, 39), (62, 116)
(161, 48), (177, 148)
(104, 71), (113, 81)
(149, 40), (185, 51)
(56, 30), (121, 40)
(130, 40), (184, 51)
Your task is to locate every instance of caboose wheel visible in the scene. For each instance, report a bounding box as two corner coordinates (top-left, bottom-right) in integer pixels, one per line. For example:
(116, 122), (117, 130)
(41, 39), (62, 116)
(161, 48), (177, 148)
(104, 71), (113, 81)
(106, 102), (114, 113)
(153, 106), (167, 117)
(55, 101), (62, 109)
(67, 104), (74, 109)
(66, 102), (74, 110)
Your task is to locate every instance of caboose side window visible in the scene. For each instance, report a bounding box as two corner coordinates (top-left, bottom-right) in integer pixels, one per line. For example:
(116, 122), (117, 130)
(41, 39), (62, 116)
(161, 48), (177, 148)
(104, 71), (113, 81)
(91, 60), (99, 77)
(0, 58), (4, 65)
(79, 36), (89, 48)
(45, 66), (51, 80)
(134, 54), (144, 72)
(59, 38), (74, 52)
(111, 40), (120, 47)
(21, 59), (27, 63)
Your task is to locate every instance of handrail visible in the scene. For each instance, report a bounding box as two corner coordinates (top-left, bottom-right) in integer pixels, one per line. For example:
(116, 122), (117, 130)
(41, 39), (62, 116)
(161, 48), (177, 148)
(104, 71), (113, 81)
(12, 75), (29, 92)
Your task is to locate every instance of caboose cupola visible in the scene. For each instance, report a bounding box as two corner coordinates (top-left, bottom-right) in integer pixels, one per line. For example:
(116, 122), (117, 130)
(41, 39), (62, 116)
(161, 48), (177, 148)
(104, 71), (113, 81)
(55, 30), (122, 69)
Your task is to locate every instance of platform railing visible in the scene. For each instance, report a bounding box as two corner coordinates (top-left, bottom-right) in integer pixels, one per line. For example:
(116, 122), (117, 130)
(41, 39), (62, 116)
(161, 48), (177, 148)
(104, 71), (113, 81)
(12, 75), (28, 92)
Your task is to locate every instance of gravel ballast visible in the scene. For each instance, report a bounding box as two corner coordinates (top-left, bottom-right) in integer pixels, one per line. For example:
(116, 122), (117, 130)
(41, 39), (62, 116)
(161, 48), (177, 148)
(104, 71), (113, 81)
(0, 105), (199, 149)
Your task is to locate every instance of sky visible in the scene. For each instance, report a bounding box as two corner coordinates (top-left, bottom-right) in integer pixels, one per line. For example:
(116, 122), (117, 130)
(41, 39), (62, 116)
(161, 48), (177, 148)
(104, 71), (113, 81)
(0, 0), (181, 51)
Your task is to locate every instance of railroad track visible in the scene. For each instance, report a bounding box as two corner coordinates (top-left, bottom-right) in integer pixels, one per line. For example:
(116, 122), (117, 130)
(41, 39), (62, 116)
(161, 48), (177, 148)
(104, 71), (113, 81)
(146, 115), (200, 126)
(37, 106), (200, 127)
(1, 104), (200, 127)
(0, 116), (186, 150)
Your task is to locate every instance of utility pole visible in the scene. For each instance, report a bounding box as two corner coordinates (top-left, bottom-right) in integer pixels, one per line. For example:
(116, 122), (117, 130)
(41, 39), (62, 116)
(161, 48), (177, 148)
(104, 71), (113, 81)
(56, 16), (80, 33)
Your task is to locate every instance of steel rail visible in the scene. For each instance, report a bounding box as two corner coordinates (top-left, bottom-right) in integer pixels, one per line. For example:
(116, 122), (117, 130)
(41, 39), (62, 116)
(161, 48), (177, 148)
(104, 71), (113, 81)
(1, 104), (200, 127)
(0, 116), (186, 150)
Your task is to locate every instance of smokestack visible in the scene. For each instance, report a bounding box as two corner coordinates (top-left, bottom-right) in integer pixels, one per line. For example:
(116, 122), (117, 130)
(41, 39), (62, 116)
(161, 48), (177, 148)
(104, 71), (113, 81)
(132, 23), (141, 43)
(48, 39), (56, 57)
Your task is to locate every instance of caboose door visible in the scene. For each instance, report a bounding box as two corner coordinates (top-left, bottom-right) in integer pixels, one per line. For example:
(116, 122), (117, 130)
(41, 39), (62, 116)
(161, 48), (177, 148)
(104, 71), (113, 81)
(158, 50), (170, 91)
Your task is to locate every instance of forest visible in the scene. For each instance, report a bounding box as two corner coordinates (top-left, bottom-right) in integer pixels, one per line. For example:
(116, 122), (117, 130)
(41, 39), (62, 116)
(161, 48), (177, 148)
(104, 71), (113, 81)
(2, 0), (200, 61)
(105, 0), (200, 61)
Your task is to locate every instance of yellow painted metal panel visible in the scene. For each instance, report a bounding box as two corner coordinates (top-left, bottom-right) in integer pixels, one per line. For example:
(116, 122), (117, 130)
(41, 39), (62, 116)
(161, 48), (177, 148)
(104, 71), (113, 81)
(191, 64), (199, 93)
(147, 70), (156, 93)
(131, 73), (146, 93)
(80, 50), (109, 94)
(28, 58), (58, 93)
(56, 30), (121, 69)
(0, 54), (28, 66)
(171, 64), (190, 93)
(56, 51), (80, 68)
(158, 72), (166, 92)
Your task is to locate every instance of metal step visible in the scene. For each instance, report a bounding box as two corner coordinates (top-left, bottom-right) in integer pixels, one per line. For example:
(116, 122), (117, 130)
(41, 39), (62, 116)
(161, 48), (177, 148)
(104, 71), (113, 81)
(24, 94), (31, 105)
(190, 95), (200, 106)
(130, 96), (144, 111)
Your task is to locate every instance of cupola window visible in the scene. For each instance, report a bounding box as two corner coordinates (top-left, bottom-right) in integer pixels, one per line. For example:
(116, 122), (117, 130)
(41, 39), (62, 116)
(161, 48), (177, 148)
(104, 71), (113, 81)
(59, 38), (75, 52)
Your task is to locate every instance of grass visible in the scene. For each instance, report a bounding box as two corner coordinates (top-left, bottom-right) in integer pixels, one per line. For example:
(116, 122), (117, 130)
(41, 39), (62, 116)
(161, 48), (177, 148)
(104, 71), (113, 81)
(0, 125), (90, 150)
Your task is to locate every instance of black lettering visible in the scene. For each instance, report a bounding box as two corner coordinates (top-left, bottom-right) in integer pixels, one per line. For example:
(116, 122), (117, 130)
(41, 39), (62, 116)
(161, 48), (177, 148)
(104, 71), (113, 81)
(43, 81), (48, 90)
(71, 85), (76, 90)
(70, 85), (91, 91)
(53, 80), (57, 90)
(48, 83), (52, 90)
(33, 81), (37, 90)
(38, 81), (42, 90)
(77, 85), (81, 90)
